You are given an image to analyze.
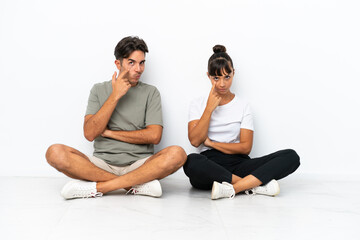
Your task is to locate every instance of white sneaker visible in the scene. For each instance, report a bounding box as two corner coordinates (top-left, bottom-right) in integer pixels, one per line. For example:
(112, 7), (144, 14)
(127, 180), (162, 197)
(245, 179), (280, 196)
(211, 181), (235, 200)
(61, 180), (103, 200)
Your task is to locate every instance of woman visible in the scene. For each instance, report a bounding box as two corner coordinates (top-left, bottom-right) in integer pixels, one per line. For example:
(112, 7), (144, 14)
(183, 45), (300, 200)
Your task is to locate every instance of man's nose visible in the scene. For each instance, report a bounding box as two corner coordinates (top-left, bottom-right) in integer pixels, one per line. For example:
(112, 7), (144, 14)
(134, 64), (141, 72)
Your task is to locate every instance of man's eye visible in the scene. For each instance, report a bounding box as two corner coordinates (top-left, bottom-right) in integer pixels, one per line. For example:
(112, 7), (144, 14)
(129, 62), (134, 65)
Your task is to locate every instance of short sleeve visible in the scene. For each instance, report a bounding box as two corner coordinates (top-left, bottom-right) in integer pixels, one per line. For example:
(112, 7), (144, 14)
(241, 103), (254, 131)
(188, 97), (203, 122)
(145, 88), (163, 126)
(85, 84), (101, 116)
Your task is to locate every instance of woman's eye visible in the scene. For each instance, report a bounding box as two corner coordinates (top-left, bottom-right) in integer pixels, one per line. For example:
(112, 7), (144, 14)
(214, 77), (218, 80)
(225, 75), (230, 79)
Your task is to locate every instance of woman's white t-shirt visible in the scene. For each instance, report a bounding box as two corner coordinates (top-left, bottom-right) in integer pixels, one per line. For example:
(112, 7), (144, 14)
(188, 95), (254, 152)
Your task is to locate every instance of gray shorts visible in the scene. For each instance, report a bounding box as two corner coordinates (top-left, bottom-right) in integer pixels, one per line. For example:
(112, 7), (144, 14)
(88, 155), (150, 176)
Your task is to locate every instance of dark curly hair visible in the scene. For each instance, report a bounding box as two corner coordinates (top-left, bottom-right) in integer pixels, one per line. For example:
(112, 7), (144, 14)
(114, 36), (148, 61)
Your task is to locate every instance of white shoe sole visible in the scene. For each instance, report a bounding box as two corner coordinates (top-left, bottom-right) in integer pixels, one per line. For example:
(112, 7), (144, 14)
(271, 180), (280, 196)
(211, 181), (219, 200)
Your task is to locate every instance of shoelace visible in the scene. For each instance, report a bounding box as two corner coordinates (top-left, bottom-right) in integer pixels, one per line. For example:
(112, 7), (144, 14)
(93, 192), (103, 198)
(74, 192), (103, 198)
(126, 188), (136, 195)
(72, 185), (103, 198)
(126, 184), (150, 195)
(245, 185), (267, 195)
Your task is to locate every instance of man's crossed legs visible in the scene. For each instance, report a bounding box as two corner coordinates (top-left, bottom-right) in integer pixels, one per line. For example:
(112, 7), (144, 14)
(46, 144), (187, 199)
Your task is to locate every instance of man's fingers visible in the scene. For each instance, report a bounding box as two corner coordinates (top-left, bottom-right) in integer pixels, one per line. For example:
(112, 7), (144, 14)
(118, 68), (130, 79)
(112, 71), (117, 79)
(112, 71), (117, 83)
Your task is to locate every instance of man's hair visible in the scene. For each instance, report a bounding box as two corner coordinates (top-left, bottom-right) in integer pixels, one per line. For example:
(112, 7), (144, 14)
(114, 36), (148, 61)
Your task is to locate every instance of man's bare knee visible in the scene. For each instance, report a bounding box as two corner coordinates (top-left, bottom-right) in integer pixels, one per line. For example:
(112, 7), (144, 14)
(161, 145), (187, 170)
(46, 144), (70, 170)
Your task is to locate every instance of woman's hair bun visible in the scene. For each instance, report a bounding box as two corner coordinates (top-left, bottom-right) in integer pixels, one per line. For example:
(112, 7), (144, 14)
(213, 45), (226, 53)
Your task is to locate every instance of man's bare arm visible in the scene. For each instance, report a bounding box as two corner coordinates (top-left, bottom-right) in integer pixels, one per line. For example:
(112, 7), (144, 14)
(101, 125), (163, 145)
(84, 70), (130, 141)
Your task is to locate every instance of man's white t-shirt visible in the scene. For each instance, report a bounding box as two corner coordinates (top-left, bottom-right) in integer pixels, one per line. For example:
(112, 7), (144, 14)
(188, 95), (254, 153)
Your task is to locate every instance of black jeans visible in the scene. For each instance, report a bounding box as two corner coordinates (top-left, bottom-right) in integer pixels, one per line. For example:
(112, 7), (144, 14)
(183, 149), (300, 190)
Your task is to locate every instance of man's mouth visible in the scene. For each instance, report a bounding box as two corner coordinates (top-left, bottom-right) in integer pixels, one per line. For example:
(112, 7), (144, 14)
(128, 75), (141, 82)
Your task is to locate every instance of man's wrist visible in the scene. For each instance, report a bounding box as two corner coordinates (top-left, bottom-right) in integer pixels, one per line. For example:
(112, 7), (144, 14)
(108, 129), (116, 138)
(109, 93), (121, 103)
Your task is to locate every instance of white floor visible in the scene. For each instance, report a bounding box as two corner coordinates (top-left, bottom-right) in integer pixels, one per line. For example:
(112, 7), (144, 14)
(1, 173), (360, 240)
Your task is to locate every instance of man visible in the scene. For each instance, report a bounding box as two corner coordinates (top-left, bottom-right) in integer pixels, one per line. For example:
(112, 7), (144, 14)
(46, 36), (187, 199)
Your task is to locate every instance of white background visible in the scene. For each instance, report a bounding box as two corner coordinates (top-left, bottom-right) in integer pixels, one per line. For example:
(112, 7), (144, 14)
(1, 0), (359, 177)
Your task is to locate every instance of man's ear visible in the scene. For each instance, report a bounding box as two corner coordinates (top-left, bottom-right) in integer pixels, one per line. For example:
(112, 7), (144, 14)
(114, 59), (122, 70)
